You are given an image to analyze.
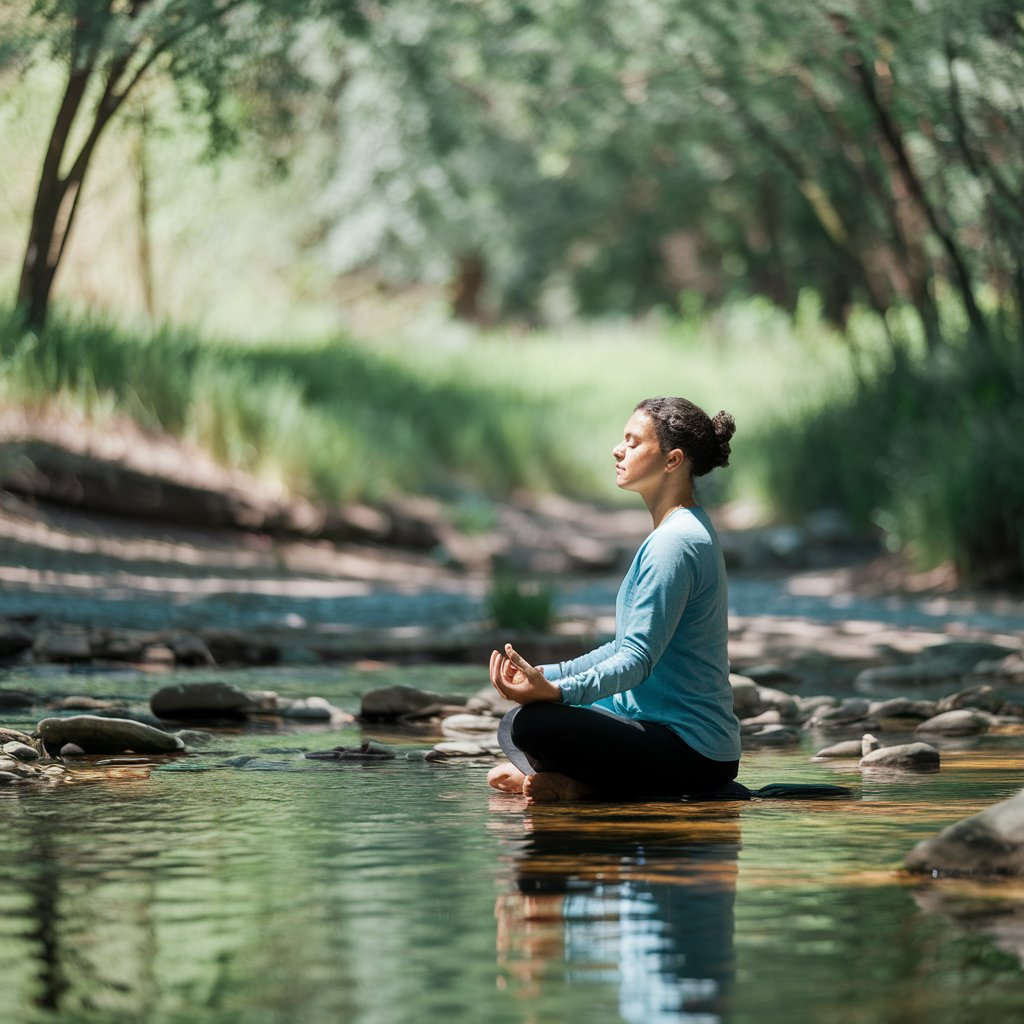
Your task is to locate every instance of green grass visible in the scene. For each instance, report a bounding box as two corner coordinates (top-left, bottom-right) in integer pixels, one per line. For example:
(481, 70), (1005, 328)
(4, 298), (1022, 584)
(0, 295), (863, 511)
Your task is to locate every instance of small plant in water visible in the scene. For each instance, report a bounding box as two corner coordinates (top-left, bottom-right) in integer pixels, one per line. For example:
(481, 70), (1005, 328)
(487, 571), (555, 632)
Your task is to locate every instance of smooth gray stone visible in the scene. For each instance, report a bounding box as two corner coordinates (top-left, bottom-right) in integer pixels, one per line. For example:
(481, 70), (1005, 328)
(905, 789), (1024, 877)
(812, 740), (864, 758)
(859, 742), (940, 770)
(359, 684), (467, 720)
(38, 715), (184, 755)
(916, 709), (990, 736)
(2, 741), (39, 761)
(150, 681), (254, 718)
(936, 685), (1005, 714)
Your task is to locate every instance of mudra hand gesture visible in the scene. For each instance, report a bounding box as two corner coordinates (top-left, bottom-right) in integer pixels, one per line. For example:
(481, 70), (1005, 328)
(489, 643), (562, 705)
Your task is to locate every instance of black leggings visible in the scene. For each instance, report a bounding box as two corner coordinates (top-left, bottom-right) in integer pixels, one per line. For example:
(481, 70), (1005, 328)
(498, 702), (739, 801)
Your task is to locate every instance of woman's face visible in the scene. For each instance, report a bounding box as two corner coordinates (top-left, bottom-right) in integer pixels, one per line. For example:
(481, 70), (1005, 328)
(612, 411), (669, 493)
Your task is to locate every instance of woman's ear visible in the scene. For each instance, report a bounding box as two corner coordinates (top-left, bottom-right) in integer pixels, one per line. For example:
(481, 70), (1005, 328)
(665, 448), (686, 472)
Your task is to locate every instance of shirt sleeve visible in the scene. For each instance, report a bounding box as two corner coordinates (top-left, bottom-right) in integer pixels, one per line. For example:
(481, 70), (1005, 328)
(539, 640), (617, 682)
(556, 532), (695, 706)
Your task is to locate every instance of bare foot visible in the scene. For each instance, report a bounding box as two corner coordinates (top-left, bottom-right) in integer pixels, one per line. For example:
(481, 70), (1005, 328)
(488, 761), (528, 794)
(523, 772), (596, 804)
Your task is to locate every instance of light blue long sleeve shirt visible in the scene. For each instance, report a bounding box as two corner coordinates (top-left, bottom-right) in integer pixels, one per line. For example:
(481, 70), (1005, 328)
(541, 506), (741, 762)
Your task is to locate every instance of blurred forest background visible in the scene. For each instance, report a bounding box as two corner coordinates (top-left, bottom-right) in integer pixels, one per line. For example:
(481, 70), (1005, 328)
(1, 0), (1022, 584)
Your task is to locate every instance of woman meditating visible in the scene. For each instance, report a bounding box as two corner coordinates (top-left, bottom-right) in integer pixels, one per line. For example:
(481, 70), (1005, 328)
(487, 396), (741, 804)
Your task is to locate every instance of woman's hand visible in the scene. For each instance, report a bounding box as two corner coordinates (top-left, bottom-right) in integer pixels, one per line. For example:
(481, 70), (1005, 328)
(490, 643), (562, 705)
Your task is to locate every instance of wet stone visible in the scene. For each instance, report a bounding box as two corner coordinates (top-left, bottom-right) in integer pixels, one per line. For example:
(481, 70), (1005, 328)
(150, 681), (254, 719)
(860, 742), (941, 770)
(812, 740), (864, 759)
(425, 740), (491, 760)
(2, 741), (39, 761)
(936, 685), (1005, 715)
(359, 685), (467, 721)
(905, 788), (1024, 877)
(39, 715), (185, 755)
(729, 675), (761, 718)
(916, 709), (991, 736)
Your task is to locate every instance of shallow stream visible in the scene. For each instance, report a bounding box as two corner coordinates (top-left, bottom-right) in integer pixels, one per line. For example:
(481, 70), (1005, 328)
(3, 664), (1024, 1023)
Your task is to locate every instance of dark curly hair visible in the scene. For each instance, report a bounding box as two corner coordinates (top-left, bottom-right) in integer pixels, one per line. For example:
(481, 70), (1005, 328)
(635, 397), (736, 478)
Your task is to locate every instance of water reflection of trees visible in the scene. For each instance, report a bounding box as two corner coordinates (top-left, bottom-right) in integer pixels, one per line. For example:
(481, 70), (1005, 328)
(493, 800), (741, 1022)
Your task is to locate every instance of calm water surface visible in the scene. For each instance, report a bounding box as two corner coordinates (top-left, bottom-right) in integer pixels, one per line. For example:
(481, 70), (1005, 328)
(2, 665), (1023, 1023)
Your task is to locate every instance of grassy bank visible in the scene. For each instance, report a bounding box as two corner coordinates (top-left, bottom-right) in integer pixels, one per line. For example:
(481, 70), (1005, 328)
(0, 297), (859, 510)
(3, 300), (1021, 584)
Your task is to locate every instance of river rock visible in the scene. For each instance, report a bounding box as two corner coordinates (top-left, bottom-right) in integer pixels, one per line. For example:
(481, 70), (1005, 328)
(59, 743), (85, 757)
(304, 741), (397, 761)
(33, 631), (92, 663)
(359, 685), (468, 721)
(88, 630), (146, 662)
(904, 788), (1024, 876)
(150, 681), (254, 718)
(0, 689), (36, 710)
(0, 771), (22, 784)
(729, 675), (761, 718)
(812, 739), (864, 759)
(862, 733), (882, 754)
(743, 724), (801, 746)
(50, 696), (123, 712)
(0, 624), (33, 657)
(38, 715), (185, 755)
(869, 698), (937, 728)
(806, 698), (872, 729)
(796, 695), (839, 721)
(464, 685), (516, 716)
(425, 740), (491, 760)
(970, 651), (1024, 685)
(916, 709), (990, 736)
(935, 685), (1005, 715)
(440, 714), (501, 737)
(169, 633), (216, 666)
(740, 663), (802, 688)
(859, 742), (940, 770)
(2, 741), (39, 761)
(200, 629), (279, 666)
(740, 709), (784, 731)
(280, 696), (334, 721)
(754, 685), (800, 722)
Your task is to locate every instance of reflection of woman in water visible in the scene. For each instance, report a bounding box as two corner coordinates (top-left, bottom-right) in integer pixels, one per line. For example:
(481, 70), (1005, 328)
(488, 397), (741, 804)
(494, 806), (741, 1021)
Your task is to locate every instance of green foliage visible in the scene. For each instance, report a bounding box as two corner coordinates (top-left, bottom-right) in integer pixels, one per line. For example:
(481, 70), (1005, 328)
(487, 571), (556, 632)
(755, 326), (1024, 583)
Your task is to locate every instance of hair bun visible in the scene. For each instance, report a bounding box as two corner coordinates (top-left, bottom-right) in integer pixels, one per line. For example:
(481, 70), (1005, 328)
(711, 411), (735, 468)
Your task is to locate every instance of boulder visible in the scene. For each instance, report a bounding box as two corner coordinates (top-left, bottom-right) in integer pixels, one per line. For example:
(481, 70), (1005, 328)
(859, 742), (940, 770)
(916, 709), (990, 736)
(38, 715), (184, 755)
(150, 681), (254, 719)
(904, 789), (1024, 876)
(359, 685), (467, 721)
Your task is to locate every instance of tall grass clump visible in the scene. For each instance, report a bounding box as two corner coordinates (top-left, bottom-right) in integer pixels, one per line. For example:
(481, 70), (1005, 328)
(753, 320), (1024, 585)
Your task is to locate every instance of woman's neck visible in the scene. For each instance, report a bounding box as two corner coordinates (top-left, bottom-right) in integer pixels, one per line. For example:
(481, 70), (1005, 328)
(646, 492), (697, 528)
